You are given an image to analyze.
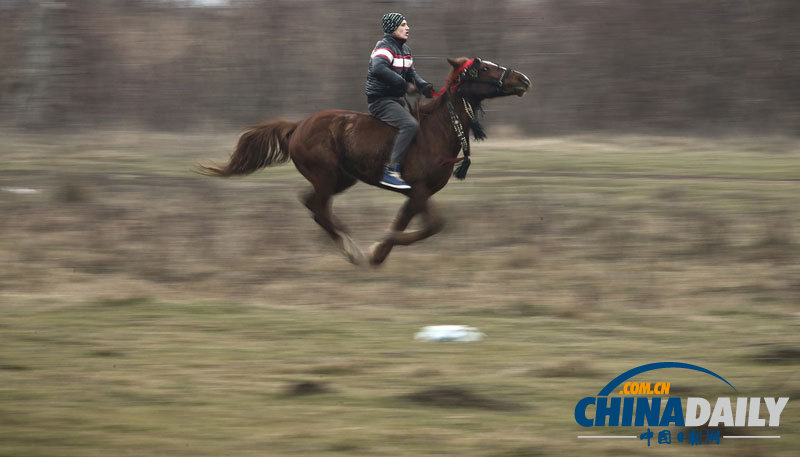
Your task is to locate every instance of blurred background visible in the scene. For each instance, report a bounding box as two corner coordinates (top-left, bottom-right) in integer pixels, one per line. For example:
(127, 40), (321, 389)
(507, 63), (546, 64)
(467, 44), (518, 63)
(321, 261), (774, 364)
(1, 0), (799, 134)
(1, 2), (798, 456)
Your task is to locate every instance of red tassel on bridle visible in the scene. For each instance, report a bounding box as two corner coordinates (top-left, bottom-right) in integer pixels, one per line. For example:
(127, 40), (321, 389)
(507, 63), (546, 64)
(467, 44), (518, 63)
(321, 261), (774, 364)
(438, 156), (464, 165)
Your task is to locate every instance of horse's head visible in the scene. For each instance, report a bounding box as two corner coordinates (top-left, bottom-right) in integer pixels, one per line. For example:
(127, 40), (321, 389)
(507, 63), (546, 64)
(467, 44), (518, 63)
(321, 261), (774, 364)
(446, 57), (531, 99)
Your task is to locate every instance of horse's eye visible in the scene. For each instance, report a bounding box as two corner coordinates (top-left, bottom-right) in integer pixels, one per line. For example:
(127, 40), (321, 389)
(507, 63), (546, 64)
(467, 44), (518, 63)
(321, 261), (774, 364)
(482, 67), (489, 72)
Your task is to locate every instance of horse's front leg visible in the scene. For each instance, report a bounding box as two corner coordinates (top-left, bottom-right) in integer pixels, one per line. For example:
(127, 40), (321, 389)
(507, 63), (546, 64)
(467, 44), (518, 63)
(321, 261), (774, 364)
(370, 191), (443, 266)
(369, 199), (418, 266)
(389, 200), (444, 246)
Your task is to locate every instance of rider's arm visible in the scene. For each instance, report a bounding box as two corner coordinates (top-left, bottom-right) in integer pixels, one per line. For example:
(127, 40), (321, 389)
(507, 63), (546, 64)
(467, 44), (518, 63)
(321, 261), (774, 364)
(370, 53), (407, 89)
(408, 66), (428, 88)
(408, 66), (433, 97)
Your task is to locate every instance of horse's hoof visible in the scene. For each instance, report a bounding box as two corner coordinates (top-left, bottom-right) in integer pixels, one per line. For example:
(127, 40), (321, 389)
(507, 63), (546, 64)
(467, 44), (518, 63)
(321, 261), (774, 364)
(369, 241), (391, 266)
(346, 249), (366, 266)
(338, 235), (365, 266)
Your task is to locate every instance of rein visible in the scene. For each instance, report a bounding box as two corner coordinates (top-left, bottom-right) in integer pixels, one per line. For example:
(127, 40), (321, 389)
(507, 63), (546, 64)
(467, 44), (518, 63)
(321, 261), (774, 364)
(431, 58), (476, 98)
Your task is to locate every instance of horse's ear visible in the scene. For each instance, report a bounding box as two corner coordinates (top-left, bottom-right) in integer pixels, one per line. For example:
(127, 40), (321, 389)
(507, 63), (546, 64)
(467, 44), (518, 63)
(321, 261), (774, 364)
(447, 57), (469, 69)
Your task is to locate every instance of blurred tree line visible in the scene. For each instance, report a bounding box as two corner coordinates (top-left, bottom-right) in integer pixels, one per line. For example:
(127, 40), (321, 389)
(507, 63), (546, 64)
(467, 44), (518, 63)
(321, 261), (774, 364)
(1, 0), (798, 134)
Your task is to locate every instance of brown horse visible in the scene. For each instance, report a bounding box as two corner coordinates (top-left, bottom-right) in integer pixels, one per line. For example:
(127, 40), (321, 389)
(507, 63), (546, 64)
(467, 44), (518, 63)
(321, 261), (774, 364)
(201, 57), (531, 265)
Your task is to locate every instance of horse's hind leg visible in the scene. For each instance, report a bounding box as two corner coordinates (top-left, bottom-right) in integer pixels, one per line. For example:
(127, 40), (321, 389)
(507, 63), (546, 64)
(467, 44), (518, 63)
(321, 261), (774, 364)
(301, 177), (353, 234)
(301, 175), (363, 265)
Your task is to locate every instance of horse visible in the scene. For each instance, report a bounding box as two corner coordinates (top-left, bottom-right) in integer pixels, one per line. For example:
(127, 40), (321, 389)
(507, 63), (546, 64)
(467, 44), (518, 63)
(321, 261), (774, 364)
(200, 57), (531, 266)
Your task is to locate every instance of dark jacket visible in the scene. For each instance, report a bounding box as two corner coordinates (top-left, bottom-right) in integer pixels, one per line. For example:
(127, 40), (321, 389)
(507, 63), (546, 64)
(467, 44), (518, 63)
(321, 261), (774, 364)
(365, 34), (430, 104)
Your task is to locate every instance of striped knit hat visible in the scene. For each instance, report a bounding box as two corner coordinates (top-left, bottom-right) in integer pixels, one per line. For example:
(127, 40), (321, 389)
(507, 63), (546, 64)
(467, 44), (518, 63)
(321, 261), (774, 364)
(381, 13), (405, 34)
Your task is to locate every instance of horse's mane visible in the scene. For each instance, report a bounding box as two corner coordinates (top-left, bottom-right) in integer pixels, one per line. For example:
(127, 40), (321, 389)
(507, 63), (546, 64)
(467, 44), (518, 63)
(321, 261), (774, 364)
(417, 96), (446, 116)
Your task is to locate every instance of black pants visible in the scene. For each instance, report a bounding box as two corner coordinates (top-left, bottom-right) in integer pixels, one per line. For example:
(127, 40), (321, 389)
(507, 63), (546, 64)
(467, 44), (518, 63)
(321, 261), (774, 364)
(368, 97), (419, 166)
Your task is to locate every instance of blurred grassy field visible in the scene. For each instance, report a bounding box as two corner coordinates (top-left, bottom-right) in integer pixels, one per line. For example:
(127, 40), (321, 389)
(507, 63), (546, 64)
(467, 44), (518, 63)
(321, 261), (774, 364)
(1, 131), (798, 457)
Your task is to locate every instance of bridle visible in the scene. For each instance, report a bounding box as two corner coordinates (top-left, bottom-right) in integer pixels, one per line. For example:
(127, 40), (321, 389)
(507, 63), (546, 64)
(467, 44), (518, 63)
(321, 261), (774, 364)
(457, 58), (511, 95)
(431, 57), (512, 98)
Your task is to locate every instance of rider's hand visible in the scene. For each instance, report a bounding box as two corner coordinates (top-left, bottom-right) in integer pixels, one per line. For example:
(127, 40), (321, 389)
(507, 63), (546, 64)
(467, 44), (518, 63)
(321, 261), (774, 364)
(421, 83), (434, 98)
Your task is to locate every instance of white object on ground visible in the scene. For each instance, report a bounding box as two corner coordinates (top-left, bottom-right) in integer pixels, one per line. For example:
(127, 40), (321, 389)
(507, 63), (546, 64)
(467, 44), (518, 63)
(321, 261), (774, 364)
(414, 325), (485, 342)
(2, 187), (40, 194)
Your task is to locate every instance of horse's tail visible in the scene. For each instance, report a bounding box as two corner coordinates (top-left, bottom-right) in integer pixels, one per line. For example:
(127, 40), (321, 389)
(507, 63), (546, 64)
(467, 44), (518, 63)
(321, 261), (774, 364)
(199, 120), (298, 177)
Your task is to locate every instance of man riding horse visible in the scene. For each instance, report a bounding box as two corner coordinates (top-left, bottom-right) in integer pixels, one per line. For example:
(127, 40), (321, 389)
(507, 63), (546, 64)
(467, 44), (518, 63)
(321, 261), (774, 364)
(366, 13), (434, 190)
(200, 18), (532, 265)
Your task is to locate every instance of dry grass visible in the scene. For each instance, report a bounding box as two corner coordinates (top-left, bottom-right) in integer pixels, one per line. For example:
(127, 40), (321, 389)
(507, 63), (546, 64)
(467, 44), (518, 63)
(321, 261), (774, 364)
(0, 131), (798, 456)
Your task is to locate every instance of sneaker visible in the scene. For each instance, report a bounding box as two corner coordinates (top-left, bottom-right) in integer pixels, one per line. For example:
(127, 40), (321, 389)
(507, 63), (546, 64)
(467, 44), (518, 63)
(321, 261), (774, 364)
(380, 165), (411, 190)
